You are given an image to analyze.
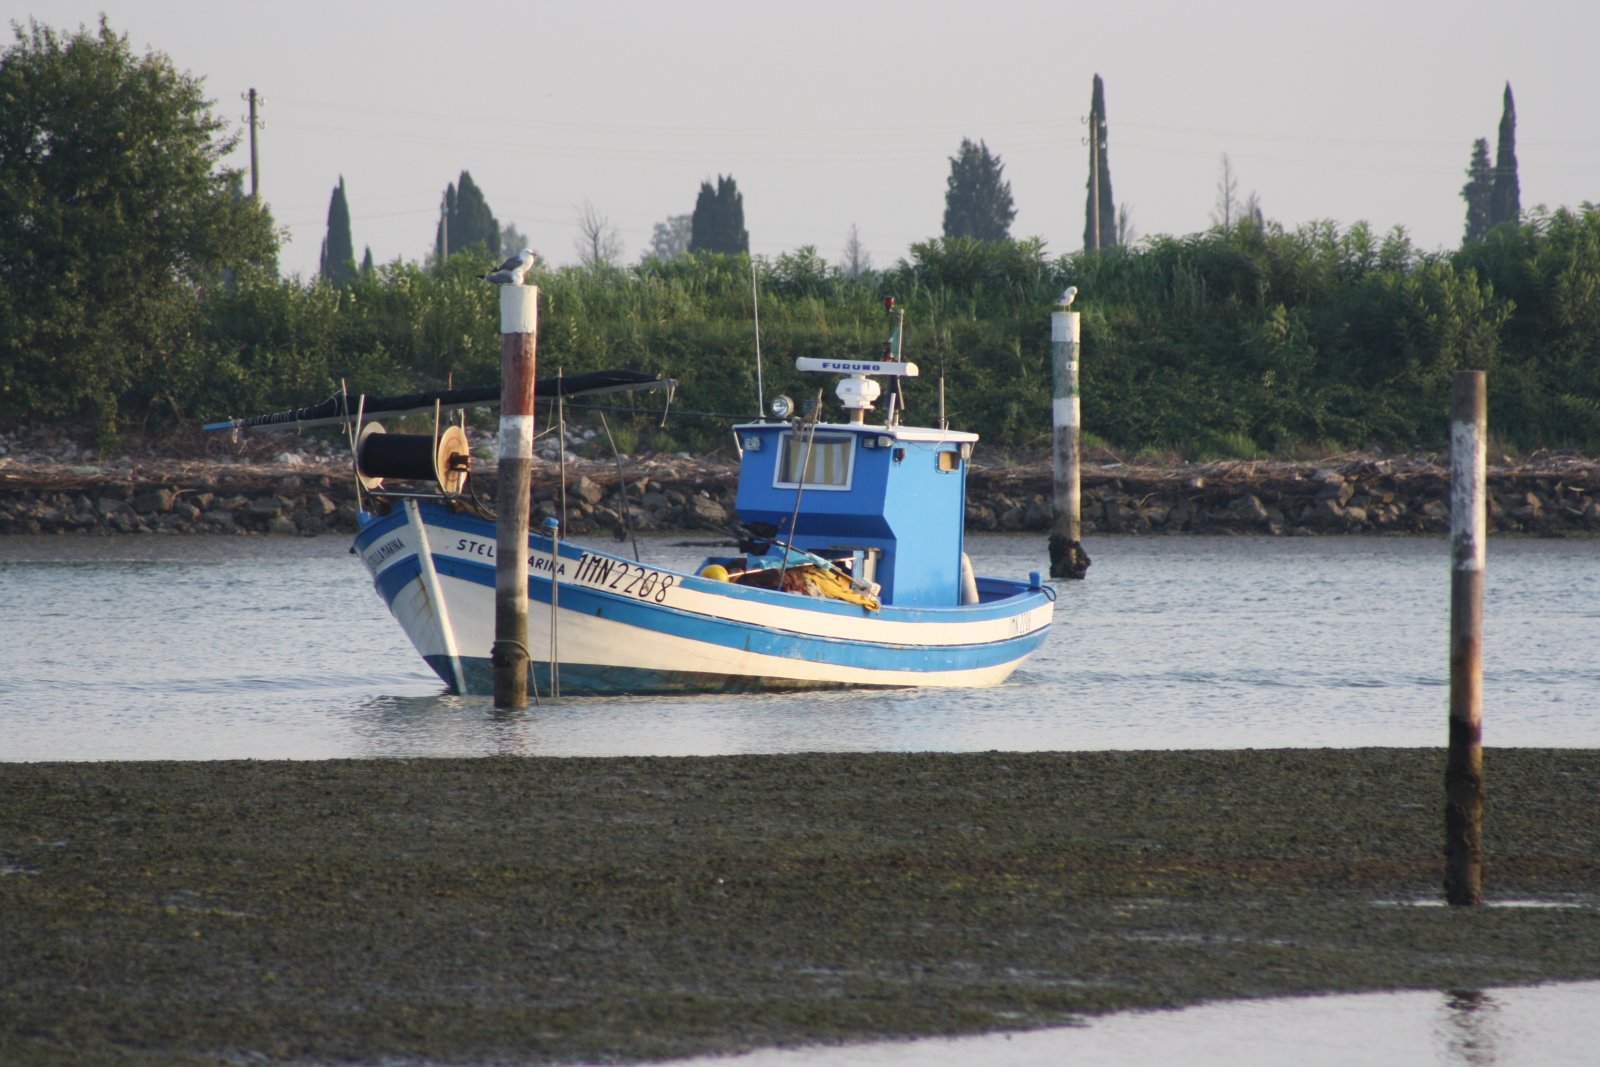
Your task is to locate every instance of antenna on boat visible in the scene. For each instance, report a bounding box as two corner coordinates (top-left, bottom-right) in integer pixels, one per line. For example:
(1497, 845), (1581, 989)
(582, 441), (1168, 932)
(884, 298), (907, 427)
(751, 257), (765, 417)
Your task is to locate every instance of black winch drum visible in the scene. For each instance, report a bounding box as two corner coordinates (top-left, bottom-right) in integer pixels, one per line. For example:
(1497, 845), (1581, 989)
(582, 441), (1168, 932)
(356, 424), (470, 494)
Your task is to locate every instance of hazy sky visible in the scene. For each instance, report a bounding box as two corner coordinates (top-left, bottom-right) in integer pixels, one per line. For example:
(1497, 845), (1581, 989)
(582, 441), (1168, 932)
(21, 1), (1599, 279)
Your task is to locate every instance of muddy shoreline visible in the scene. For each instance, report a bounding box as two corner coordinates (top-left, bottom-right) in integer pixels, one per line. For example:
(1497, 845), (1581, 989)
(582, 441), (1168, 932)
(4, 749), (1599, 1065)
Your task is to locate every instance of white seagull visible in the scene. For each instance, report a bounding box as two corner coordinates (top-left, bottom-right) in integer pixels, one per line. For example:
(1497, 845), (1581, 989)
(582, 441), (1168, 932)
(480, 248), (535, 285)
(1058, 286), (1078, 308)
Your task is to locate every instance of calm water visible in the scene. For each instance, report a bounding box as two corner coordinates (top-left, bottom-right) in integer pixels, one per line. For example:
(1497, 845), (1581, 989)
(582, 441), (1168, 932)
(666, 981), (1600, 1067)
(0, 532), (1595, 761)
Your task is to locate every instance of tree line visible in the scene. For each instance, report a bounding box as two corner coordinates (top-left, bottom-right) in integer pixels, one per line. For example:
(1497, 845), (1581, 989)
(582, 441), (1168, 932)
(4, 19), (1593, 459)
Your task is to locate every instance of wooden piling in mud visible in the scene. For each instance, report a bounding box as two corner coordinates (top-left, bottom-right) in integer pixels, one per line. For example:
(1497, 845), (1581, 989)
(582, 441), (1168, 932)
(1049, 302), (1090, 579)
(1445, 369), (1486, 905)
(493, 285), (538, 708)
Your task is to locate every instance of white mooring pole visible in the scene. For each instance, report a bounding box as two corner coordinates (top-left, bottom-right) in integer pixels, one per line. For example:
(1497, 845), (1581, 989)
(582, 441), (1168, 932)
(493, 284), (539, 708)
(1048, 300), (1090, 579)
(1445, 369), (1486, 905)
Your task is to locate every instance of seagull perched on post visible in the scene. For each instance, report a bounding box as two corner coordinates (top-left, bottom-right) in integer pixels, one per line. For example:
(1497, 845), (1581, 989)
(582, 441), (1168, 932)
(480, 248), (535, 285)
(1058, 286), (1078, 308)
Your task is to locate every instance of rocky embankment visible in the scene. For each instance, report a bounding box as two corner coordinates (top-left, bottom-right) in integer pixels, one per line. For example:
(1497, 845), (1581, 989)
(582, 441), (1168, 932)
(971, 453), (1600, 536)
(1, 430), (1597, 537)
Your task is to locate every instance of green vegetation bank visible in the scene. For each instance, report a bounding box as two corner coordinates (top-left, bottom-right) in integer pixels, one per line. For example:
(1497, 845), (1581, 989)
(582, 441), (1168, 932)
(9, 219), (1600, 462)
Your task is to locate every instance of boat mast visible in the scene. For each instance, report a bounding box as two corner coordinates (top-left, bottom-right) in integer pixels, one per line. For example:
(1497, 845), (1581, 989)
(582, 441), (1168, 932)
(751, 258), (766, 417)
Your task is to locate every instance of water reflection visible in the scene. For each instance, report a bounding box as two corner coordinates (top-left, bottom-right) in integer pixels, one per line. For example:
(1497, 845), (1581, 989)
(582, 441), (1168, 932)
(348, 688), (953, 758)
(1442, 989), (1499, 1067)
(657, 982), (1600, 1066)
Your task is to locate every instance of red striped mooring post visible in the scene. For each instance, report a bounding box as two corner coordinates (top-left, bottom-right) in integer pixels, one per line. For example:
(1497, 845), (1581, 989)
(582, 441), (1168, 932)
(1445, 369), (1486, 905)
(493, 284), (539, 708)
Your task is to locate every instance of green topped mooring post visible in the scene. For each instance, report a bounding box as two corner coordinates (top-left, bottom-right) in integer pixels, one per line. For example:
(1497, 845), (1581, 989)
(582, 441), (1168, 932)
(1048, 291), (1090, 579)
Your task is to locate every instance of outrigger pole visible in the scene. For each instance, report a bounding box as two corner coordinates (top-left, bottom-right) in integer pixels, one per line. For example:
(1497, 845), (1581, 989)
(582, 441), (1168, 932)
(203, 369), (673, 435)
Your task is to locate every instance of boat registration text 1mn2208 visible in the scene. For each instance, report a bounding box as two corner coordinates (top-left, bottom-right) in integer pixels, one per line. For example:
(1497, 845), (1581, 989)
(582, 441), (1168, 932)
(570, 552), (677, 603)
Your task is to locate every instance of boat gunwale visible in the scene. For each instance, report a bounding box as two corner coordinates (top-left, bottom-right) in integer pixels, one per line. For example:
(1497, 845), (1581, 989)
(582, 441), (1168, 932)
(354, 501), (1054, 630)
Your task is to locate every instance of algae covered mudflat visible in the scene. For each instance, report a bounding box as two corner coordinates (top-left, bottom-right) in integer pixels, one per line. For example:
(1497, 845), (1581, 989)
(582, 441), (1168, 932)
(3, 750), (1599, 1065)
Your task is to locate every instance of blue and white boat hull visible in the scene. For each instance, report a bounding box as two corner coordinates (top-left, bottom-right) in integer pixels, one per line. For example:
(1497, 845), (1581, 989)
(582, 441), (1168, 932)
(355, 500), (1055, 696)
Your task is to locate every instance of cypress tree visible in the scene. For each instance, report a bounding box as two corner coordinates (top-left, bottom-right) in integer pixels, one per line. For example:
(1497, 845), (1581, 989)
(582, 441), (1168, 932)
(455, 171), (499, 255)
(1490, 83), (1520, 228)
(1083, 74), (1117, 250)
(689, 182), (716, 252)
(434, 170), (501, 262)
(318, 176), (356, 287)
(688, 175), (748, 254)
(433, 184), (455, 265)
(942, 138), (1015, 242)
(1461, 138), (1494, 244)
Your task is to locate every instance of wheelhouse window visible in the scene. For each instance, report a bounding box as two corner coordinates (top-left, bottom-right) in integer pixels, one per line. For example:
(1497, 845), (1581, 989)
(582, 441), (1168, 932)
(775, 432), (854, 489)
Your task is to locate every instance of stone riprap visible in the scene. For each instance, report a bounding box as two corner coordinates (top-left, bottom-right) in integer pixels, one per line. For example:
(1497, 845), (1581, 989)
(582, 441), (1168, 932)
(2, 447), (1598, 537)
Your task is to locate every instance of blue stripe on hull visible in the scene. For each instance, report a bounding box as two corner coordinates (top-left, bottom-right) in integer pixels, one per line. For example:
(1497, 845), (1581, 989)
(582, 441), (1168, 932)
(431, 555), (1043, 672)
(357, 502), (1052, 695)
(433, 655), (865, 696)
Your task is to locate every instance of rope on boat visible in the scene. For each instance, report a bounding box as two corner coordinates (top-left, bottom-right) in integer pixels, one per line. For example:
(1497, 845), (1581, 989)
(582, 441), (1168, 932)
(598, 409), (641, 563)
(776, 389), (825, 592)
(545, 516), (561, 700)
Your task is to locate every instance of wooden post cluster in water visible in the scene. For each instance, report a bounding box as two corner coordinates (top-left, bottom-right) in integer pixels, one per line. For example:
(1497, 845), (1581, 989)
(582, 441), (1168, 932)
(493, 285), (539, 709)
(1048, 304), (1090, 579)
(1446, 370), (1486, 906)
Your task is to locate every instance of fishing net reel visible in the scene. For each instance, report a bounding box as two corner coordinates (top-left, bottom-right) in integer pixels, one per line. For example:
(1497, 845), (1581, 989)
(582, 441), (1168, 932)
(356, 423), (472, 496)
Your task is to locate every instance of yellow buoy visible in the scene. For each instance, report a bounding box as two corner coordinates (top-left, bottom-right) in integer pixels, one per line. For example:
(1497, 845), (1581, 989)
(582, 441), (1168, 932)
(699, 564), (730, 582)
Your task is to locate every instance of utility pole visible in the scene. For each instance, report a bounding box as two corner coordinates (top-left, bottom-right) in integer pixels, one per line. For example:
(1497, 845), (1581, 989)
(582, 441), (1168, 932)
(439, 191), (450, 271)
(242, 89), (263, 198)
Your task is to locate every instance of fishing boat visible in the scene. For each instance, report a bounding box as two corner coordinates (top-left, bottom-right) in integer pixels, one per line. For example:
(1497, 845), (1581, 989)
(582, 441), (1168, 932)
(208, 311), (1055, 696)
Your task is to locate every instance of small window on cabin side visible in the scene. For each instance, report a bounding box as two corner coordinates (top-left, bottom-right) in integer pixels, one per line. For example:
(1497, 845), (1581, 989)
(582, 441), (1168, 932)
(937, 450), (961, 472)
(776, 432), (854, 489)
